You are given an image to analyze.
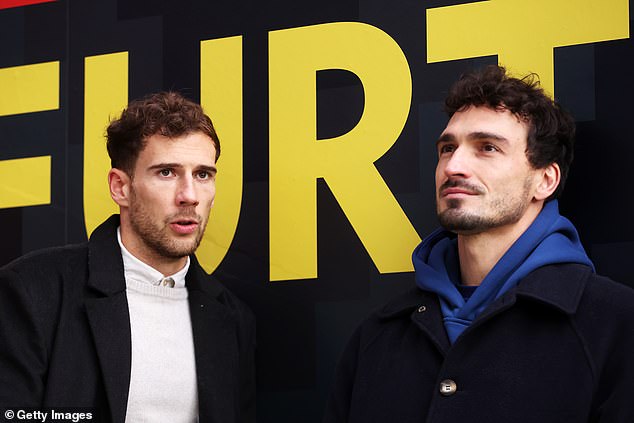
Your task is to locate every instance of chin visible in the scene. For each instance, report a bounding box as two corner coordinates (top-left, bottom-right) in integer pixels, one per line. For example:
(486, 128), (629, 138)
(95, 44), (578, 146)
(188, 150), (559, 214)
(438, 209), (483, 233)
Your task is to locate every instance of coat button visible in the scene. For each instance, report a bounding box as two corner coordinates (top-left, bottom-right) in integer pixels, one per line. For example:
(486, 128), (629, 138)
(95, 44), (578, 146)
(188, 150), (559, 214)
(439, 379), (457, 396)
(417, 305), (427, 313)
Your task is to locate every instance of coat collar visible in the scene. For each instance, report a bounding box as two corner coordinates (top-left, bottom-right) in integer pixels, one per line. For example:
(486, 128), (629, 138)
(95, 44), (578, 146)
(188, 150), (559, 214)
(375, 264), (592, 354)
(378, 263), (591, 320)
(513, 263), (591, 314)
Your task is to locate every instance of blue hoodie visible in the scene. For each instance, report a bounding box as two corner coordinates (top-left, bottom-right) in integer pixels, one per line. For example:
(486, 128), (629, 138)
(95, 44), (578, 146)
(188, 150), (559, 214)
(412, 200), (594, 344)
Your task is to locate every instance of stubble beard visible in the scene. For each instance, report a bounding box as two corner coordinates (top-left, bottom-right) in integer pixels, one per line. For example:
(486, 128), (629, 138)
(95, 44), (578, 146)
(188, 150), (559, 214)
(128, 196), (209, 260)
(437, 178), (532, 235)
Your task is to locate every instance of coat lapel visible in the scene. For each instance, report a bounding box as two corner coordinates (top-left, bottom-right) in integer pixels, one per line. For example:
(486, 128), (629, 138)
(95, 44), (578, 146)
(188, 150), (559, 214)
(407, 290), (451, 354)
(84, 216), (131, 423)
(186, 258), (240, 423)
(377, 287), (451, 355)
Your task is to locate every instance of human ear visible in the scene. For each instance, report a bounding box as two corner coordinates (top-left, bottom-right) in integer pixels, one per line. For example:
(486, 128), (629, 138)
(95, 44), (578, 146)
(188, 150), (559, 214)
(534, 163), (561, 201)
(108, 168), (131, 207)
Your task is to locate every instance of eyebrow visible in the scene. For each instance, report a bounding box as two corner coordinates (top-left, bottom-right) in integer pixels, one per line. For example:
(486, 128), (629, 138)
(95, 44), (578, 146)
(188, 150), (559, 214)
(148, 163), (218, 174)
(436, 131), (509, 146)
(436, 133), (455, 146)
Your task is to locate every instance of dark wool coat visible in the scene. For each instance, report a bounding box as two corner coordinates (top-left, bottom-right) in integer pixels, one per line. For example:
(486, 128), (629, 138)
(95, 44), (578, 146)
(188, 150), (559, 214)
(0, 216), (255, 423)
(324, 264), (634, 423)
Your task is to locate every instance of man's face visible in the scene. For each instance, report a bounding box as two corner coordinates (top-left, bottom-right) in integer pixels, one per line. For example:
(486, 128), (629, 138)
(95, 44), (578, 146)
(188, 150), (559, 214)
(435, 106), (540, 235)
(125, 131), (217, 262)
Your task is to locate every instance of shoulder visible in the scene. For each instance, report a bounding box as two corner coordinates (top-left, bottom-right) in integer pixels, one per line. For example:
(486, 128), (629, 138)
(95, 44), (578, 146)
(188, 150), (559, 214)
(0, 243), (90, 312)
(523, 264), (634, 333)
(570, 272), (634, 411)
(0, 243), (90, 343)
(577, 271), (634, 321)
(2, 242), (89, 283)
(570, 271), (634, 364)
(349, 287), (431, 348)
(584, 271), (634, 303)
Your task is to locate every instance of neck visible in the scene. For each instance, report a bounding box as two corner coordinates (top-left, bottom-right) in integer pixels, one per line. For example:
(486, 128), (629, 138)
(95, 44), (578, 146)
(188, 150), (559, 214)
(457, 202), (543, 286)
(119, 226), (188, 277)
(133, 251), (187, 277)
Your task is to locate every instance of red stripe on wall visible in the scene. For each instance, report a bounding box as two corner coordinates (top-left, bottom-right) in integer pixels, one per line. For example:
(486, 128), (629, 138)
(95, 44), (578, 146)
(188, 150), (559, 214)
(0, 0), (56, 10)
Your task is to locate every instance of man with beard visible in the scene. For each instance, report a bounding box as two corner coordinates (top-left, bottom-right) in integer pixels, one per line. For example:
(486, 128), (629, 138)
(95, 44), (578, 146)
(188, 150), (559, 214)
(0, 92), (255, 423)
(323, 66), (634, 422)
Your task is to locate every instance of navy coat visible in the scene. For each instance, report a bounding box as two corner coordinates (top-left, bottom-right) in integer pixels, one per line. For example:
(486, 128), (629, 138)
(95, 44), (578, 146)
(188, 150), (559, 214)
(324, 264), (634, 422)
(0, 215), (256, 423)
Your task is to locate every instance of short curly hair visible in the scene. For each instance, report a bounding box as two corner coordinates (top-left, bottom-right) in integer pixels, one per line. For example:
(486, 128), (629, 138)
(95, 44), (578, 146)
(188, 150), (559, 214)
(444, 65), (575, 200)
(106, 91), (220, 175)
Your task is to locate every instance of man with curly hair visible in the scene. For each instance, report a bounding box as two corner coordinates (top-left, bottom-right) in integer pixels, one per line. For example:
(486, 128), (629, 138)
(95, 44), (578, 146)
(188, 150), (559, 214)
(324, 66), (634, 422)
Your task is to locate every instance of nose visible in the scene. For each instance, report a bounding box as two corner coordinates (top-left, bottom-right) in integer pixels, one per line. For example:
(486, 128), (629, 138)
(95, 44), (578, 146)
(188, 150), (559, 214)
(176, 176), (199, 206)
(441, 146), (471, 179)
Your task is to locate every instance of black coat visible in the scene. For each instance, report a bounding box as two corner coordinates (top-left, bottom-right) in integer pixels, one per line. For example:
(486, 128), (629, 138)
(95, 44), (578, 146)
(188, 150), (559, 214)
(0, 215), (255, 423)
(324, 264), (634, 423)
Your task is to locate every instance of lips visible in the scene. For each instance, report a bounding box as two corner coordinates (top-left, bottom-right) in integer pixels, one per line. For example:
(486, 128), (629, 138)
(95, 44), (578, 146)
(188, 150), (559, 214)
(441, 187), (477, 197)
(169, 217), (200, 235)
(439, 179), (483, 198)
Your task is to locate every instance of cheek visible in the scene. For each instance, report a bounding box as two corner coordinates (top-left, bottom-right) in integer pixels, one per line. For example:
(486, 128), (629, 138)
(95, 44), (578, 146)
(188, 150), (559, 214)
(143, 190), (175, 209)
(199, 185), (216, 205)
(434, 167), (445, 191)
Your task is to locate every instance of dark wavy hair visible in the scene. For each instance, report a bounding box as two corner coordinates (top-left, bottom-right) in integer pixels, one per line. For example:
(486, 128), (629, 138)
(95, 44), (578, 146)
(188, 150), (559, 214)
(444, 65), (575, 200)
(106, 91), (220, 175)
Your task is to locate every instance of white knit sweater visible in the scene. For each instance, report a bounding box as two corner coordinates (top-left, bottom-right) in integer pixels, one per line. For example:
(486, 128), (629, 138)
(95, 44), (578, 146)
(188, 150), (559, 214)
(118, 230), (199, 423)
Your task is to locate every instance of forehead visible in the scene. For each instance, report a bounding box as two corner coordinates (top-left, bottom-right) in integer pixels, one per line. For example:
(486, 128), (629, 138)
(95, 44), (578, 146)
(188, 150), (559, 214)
(441, 106), (529, 142)
(138, 131), (217, 164)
